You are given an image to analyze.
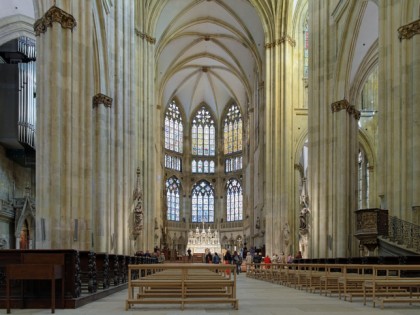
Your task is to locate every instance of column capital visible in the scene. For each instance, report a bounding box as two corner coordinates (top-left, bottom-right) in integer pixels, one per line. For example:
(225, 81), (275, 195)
(265, 34), (296, 49)
(397, 19), (420, 41)
(92, 93), (113, 108)
(135, 28), (156, 44)
(34, 5), (77, 36)
(331, 99), (360, 120)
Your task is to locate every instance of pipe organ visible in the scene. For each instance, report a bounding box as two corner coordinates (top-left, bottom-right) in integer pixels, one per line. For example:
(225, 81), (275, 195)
(0, 36), (36, 165)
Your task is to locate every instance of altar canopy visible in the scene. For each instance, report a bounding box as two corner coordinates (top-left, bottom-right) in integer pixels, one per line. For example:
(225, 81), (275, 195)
(187, 223), (221, 254)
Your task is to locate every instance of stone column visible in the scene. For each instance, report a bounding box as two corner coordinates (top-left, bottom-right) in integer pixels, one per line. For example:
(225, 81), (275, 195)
(98, 0), (136, 255)
(72, 0), (94, 251)
(307, 0), (360, 258)
(309, 0), (363, 257)
(264, 33), (295, 256)
(136, 1), (158, 252)
(35, 3), (78, 248)
(378, 1), (420, 221)
(330, 100), (359, 256)
(92, 93), (112, 252)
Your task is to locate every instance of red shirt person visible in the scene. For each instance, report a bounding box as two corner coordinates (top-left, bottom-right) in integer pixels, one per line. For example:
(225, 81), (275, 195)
(263, 255), (272, 269)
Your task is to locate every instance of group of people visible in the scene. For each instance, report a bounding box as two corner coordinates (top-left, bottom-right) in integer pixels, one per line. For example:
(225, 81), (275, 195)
(204, 250), (242, 274)
(135, 247), (166, 263)
(243, 250), (303, 271)
(189, 247), (304, 273)
(204, 250), (221, 264)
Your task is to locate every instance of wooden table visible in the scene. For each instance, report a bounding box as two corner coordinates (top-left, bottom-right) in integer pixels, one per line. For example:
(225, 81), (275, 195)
(6, 264), (64, 314)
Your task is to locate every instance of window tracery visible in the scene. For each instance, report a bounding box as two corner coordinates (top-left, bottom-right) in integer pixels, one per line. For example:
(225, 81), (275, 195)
(166, 176), (181, 221)
(226, 179), (243, 222)
(191, 106), (215, 156)
(191, 180), (214, 223)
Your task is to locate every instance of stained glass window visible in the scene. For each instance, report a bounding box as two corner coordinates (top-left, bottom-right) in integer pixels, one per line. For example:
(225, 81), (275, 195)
(223, 103), (242, 155)
(164, 100), (183, 153)
(192, 160), (215, 174)
(164, 154), (182, 171)
(191, 180), (214, 223)
(210, 161), (215, 173)
(225, 156), (242, 172)
(226, 179), (243, 222)
(166, 176), (181, 221)
(191, 106), (215, 156)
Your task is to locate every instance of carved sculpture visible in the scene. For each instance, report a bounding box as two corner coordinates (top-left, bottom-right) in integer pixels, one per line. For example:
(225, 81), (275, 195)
(295, 163), (311, 258)
(187, 223), (221, 254)
(283, 222), (291, 255)
(132, 168), (144, 238)
(0, 238), (7, 249)
(34, 5), (77, 36)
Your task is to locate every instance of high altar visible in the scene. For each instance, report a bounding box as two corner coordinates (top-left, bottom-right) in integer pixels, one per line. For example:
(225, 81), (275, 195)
(187, 223), (221, 254)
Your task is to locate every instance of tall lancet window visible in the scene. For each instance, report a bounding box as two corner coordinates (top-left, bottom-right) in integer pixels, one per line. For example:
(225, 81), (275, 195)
(303, 17), (309, 79)
(223, 103), (243, 173)
(191, 106), (215, 156)
(358, 150), (370, 209)
(361, 67), (378, 111)
(191, 180), (214, 223)
(166, 176), (181, 221)
(164, 100), (183, 171)
(226, 178), (243, 222)
(223, 103), (242, 154)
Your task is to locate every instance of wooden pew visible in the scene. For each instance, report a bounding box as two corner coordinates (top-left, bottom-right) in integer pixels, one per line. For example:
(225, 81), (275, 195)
(126, 263), (238, 310)
(337, 264), (374, 301)
(319, 264), (346, 296)
(294, 263), (328, 292)
(363, 265), (420, 308)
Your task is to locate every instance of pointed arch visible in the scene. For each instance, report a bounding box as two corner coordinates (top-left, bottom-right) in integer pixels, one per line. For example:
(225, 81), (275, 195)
(358, 129), (376, 208)
(15, 197), (36, 249)
(0, 15), (35, 46)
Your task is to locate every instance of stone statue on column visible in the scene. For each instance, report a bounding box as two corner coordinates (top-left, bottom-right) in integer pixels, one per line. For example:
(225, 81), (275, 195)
(132, 168), (144, 239)
(282, 222), (291, 255)
(295, 163), (310, 258)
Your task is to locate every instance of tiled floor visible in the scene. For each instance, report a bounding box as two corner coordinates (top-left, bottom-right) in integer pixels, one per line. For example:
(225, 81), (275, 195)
(2, 274), (420, 314)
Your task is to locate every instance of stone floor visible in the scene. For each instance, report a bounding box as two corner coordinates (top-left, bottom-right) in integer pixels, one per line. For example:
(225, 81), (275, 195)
(3, 273), (420, 315)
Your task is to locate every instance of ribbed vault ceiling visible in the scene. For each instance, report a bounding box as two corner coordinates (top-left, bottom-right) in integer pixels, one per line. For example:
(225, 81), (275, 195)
(155, 0), (265, 120)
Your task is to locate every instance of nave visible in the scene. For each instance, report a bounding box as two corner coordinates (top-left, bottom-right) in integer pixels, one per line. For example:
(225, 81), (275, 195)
(5, 274), (419, 315)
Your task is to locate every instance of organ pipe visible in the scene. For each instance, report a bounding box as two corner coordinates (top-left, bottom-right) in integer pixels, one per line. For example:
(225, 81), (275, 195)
(16, 37), (36, 148)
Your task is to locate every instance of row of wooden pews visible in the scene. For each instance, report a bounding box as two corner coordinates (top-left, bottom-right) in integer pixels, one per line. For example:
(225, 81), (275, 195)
(126, 263), (238, 310)
(0, 250), (159, 312)
(246, 256), (420, 309)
